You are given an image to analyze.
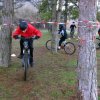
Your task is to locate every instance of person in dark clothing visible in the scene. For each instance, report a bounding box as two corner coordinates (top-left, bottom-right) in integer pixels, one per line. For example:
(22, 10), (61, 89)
(70, 22), (76, 38)
(12, 20), (42, 66)
(58, 24), (67, 49)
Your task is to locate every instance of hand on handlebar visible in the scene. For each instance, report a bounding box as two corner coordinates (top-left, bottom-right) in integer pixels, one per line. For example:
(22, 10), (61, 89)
(14, 35), (26, 40)
(14, 35), (21, 39)
(34, 36), (40, 39)
(14, 35), (40, 40)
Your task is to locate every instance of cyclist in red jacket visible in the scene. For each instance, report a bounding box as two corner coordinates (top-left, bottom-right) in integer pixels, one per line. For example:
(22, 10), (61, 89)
(12, 20), (42, 66)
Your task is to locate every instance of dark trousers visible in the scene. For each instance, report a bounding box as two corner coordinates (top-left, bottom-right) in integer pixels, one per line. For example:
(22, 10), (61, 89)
(20, 39), (33, 62)
(59, 37), (66, 46)
(70, 30), (74, 38)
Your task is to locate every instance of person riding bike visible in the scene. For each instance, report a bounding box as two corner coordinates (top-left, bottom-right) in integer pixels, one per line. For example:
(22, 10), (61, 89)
(58, 24), (67, 50)
(12, 20), (42, 66)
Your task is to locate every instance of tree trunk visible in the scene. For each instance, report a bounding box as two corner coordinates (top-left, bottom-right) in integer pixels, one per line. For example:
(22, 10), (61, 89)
(57, 0), (63, 27)
(51, 0), (58, 53)
(77, 0), (98, 100)
(64, 0), (68, 29)
(0, 0), (14, 67)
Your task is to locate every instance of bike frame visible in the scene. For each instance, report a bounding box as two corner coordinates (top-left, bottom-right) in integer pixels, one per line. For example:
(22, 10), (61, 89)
(22, 39), (30, 81)
(16, 36), (36, 81)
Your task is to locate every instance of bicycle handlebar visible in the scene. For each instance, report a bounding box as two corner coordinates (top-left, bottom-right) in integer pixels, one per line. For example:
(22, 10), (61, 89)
(16, 36), (36, 40)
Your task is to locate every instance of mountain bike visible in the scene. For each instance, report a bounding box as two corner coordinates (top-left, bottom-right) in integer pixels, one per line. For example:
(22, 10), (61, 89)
(18, 36), (36, 81)
(45, 39), (76, 55)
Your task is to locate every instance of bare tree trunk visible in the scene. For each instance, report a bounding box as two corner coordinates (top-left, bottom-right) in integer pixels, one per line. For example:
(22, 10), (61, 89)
(57, 0), (63, 28)
(51, 0), (63, 53)
(51, 0), (58, 53)
(64, 0), (68, 29)
(0, 0), (14, 67)
(77, 0), (98, 100)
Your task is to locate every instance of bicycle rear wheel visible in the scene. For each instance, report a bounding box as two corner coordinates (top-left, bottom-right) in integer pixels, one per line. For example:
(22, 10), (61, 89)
(95, 38), (100, 49)
(23, 54), (29, 81)
(64, 42), (76, 55)
(45, 40), (51, 50)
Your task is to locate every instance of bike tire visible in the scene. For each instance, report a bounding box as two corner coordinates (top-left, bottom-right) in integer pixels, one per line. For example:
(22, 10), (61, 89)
(45, 40), (52, 50)
(95, 38), (100, 49)
(23, 53), (29, 81)
(64, 42), (76, 55)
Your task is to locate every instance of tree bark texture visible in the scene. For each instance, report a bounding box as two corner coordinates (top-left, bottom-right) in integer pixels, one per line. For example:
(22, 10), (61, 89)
(78, 0), (98, 100)
(51, 0), (58, 53)
(64, 0), (68, 29)
(57, 0), (63, 29)
(0, 0), (14, 67)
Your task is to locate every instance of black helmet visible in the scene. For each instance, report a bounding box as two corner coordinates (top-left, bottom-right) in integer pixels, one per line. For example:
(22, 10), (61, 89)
(59, 24), (64, 29)
(19, 21), (28, 31)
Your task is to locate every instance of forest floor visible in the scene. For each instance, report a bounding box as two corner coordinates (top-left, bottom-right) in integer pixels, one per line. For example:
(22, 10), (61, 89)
(0, 30), (100, 100)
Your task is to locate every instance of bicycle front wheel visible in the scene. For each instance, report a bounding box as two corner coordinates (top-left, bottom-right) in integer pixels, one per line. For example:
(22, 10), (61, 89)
(95, 38), (100, 49)
(64, 42), (76, 55)
(23, 54), (29, 81)
(45, 40), (51, 50)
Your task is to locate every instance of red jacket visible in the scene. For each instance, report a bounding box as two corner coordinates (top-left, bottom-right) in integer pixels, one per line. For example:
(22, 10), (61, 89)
(12, 23), (42, 38)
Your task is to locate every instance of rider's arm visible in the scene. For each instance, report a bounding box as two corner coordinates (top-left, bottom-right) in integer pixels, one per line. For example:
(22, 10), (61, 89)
(74, 25), (76, 28)
(12, 27), (21, 39)
(59, 30), (64, 36)
(34, 36), (40, 39)
(31, 25), (42, 38)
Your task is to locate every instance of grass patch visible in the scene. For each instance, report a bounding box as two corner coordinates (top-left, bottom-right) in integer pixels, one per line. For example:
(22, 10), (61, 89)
(35, 29), (51, 47)
(60, 71), (77, 86)
(97, 53), (100, 58)
(66, 59), (77, 67)
(50, 90), (62, 99)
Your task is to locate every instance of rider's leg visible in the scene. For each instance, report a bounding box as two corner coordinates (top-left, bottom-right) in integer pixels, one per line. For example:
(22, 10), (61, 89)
(58, 39), (62, 49)
(70, 32), (73, 38)
(18, 39), (24, 58)
(70, 30), (74, 38)
(58, 37), (66, 49)
(20, 39), (24, 55)
(30, 47), (33, 62)
(28, 39), (34, 67)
